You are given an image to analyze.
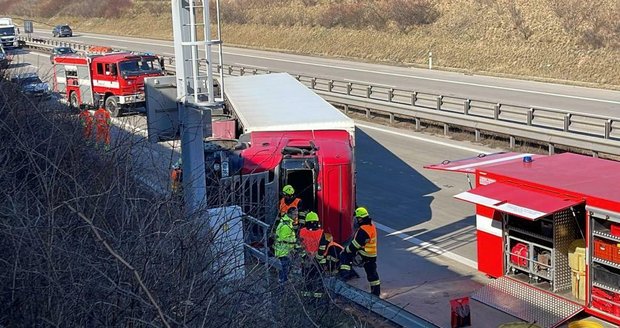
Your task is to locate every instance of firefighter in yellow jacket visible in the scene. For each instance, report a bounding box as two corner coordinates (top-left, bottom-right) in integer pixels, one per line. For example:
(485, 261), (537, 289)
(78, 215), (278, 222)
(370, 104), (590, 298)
(339, 207), (380, 297)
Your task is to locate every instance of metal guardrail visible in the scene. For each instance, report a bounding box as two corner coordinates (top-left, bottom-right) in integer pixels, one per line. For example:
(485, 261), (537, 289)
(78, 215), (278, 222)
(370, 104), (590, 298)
(20, 36), (620, 156)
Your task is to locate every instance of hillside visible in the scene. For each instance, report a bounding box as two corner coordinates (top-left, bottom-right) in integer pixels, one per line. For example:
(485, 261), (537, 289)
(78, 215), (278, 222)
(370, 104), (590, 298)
(2, 0), (619, 87)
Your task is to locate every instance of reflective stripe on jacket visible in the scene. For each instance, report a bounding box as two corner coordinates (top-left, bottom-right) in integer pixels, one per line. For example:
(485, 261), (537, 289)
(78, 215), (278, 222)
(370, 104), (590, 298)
(274, 216), (296, 258)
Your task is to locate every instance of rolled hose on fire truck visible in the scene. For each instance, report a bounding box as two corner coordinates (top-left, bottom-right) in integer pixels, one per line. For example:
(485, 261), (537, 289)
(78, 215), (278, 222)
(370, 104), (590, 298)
(510, 243), (528, 268)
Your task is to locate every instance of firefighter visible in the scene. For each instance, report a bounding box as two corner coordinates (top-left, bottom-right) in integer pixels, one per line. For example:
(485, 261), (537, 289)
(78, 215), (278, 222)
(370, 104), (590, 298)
(316, 232), (344, 274)
(275, 206), (298, 283)
(78, 108), (94, 141)
(299, 211), (324, 298)
(339, 207), (380, 297)
(170, 158), (182, 193)
(93, 107), (111, 151)
(279, 185), (302, 223)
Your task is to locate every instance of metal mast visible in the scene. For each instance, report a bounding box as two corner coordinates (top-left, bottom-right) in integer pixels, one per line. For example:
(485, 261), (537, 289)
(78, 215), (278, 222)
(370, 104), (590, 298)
(171, 0), (224, 213)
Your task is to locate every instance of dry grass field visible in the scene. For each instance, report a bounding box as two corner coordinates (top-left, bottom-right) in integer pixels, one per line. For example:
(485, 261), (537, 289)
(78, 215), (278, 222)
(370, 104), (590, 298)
(3, 0), (619, 87)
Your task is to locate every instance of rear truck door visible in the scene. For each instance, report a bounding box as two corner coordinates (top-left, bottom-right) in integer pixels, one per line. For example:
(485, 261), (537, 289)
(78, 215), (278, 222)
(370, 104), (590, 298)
(77, 64), (94, 106)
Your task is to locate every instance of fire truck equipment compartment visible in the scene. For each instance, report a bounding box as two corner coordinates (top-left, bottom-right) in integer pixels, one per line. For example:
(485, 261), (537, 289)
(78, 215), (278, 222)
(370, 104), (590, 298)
(454, 182), (583, 221)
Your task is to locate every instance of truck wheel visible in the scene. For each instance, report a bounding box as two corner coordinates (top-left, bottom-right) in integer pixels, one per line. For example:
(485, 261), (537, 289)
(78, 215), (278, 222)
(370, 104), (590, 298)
(69, 92), (79, 110)
(105, 96), (122, 117)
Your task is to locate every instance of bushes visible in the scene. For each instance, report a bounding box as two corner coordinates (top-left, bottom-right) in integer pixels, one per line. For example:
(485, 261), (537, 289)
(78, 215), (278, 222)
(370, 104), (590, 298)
(548, 0), (619, 49)
(381, 0), (440, 32)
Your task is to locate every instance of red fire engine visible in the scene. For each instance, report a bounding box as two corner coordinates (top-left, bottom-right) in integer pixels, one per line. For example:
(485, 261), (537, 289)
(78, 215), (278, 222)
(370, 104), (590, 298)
(428, 152), (620, 327)
(53, 52), (165, 116)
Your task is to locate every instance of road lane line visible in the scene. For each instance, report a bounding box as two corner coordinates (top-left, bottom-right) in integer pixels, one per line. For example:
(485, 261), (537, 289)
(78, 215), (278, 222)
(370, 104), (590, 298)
(374, 222), (478, 269)
(55, 33), (620, 105)
(355, 122), (490, 154)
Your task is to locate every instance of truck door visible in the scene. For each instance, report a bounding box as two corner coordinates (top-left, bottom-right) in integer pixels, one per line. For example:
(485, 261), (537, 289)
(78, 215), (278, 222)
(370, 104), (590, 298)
(77, 64), (94, 106)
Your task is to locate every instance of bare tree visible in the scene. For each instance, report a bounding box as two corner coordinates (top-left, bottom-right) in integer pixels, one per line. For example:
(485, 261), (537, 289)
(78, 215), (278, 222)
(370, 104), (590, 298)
(0, 74), (368, 327)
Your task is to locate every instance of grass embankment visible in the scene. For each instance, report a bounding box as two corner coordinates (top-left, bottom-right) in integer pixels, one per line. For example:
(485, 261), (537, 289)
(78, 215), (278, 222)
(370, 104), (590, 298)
(5, 0), (620, 88)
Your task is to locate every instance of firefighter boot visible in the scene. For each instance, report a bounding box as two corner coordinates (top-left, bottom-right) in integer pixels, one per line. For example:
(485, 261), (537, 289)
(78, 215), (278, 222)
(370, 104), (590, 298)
(371, 284), (381, 297)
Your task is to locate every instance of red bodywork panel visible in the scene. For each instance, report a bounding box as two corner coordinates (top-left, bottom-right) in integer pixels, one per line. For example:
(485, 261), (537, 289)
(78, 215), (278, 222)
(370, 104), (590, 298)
(240, 130), (354, 243)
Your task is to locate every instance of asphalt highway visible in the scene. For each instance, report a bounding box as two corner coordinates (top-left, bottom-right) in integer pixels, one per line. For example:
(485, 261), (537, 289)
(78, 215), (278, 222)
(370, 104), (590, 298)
(29, 30), (620, 117)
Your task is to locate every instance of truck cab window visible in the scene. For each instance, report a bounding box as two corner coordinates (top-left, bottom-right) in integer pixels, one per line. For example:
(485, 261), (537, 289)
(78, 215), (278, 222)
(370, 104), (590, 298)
(96, 63), (103, 75)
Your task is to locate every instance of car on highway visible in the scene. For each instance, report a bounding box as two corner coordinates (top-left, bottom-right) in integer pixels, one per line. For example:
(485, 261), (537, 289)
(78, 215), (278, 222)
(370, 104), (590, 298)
(11, 73), (51, 99)
(49, 46), (76, 64)
(0, 45), (8, 69)
(52, 24), (73, 37)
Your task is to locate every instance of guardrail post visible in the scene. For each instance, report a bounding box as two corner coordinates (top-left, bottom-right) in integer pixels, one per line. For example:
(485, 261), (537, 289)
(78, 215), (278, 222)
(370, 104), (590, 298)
(443, 124), (449, 136)
(464, 99), (471, 115)
(510, 136), (515, 149)
(475, 129), (480, 142)
(328, 80), (334, 93)
(366, 86), (372, 99)
(411, 92), (417, 106)
(548, 143), (555, 155)
(436, 95), (443, 110)
(389, 113), (395, 125)
(527, 108), (534, 125)
(494, 103), (501, 120)
(388, 88), (394, 102)
(563, 113), (571, 132)
(240, 67), (245, 76)
(365, 109), (371, 119)
(311, 78), (317, 89)
(252, 68), (258, 75)
(228, 66), (233, 75)
(415, 118), (421, 131)
(344, 104), (349, 115)
(605, 119), (612, 139)
(347, 82), (352, 95)
(592, 151), (599, 158)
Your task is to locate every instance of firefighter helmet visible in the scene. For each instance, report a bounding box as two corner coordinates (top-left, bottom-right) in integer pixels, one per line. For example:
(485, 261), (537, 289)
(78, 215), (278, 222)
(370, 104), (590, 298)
(355, 207), (369, 218)
(282, 184), (295, 195)
(305, 211), (319, 222)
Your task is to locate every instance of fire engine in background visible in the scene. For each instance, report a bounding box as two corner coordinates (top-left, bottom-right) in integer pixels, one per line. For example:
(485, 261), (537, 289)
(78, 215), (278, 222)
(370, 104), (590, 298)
(53, 52), (165, 116)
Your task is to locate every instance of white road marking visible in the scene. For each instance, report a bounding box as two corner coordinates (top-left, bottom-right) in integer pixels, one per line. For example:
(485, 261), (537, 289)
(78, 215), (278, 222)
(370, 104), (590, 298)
(55, 33), (620, 105)
(355, 122), (490, 154)
(374, 222), (478, 269)
(28, 51), (50, 58)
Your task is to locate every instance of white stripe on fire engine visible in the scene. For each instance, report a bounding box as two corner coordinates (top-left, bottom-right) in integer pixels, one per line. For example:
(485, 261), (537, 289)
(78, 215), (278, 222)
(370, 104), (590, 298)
(456, 191), (546, 220)
(64, 65), (78, 71)
(476, 214), (502, 237)
(92, 80), (119, 88)
(445, 153), (534, 171)
(79, 79), (91, 86)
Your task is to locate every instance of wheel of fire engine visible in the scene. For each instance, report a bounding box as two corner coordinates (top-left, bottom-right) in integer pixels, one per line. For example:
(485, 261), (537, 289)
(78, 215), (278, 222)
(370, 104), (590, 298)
(69, 92), (79, 110)
(105, 96), (122, 117)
